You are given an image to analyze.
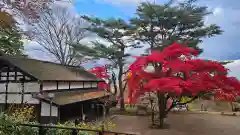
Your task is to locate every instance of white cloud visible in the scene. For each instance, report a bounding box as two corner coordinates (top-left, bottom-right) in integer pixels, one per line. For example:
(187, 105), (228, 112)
(213, 7), (222, 16)
(225, 60), (240, 80)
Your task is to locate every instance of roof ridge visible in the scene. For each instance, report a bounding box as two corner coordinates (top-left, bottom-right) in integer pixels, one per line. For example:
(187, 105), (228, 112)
(0, 56), (100, 81)
(0, 56), (85, 69)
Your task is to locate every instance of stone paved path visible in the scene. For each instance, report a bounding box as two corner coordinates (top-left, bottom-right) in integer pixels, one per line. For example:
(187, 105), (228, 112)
(110, 113), (240, 135)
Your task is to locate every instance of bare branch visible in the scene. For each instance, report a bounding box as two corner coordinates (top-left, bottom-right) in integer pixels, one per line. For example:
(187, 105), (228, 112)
(27, 5), (88, 65)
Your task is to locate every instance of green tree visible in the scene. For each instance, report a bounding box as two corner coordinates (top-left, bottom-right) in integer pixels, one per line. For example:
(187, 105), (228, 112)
(0, 11), (24, 56)
(75, 17), (141, 110)
(130, 0), (222, 53)
(130, 0), (222, 128)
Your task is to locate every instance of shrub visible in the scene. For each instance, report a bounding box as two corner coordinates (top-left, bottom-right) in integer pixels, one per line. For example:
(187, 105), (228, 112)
(0, 111), (116, 135)
(0, 112), (38, 135)
(9, 105), (35, 123)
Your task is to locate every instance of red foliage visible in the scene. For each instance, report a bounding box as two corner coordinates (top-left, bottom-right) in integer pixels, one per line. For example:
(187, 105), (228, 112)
(88, 65), (110, 90)
(127, 42), (240, 103)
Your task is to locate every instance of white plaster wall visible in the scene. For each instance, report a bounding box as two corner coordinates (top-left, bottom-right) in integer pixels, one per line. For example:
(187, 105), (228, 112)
(0, 82), (40, 93)
(0, 84), (5, 92)
(8, 83), (22, 92)
(42, 82), (57, 91)
(24, 94), (39, 104)
(0, 94), (5, 103)
(43, 82), (95, 90)
(0, 77), (7, 81)
(58, 82), (69, 89)
(0, 94), (39, 104)
(92, 82), (98, 88)
(41, 102), (58, 116)
(7, 94), (21, 103)
(70, 82), (83, 89)
(24, 83), (40, 92)
(83, 82), (91, 88)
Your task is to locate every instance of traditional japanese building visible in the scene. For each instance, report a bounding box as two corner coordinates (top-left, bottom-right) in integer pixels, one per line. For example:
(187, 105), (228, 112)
(0, 56), (111, 124)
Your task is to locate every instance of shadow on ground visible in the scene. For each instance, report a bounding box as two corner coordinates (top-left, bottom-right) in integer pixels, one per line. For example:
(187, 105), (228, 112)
(110, 113), (240, 135)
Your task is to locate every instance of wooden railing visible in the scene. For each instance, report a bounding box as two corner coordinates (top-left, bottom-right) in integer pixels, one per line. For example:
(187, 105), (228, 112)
(17, 123), (138, 135)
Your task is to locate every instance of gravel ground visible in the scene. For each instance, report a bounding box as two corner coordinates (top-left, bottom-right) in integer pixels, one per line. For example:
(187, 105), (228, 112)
(110, 113), (240, 135)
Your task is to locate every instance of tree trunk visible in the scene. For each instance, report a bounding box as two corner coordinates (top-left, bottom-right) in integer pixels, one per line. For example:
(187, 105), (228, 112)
(148, 93), (155, 125)
(112, 73), (118, 95)
(118, 60), (125, 111)
(157, 92), (166, 129)
(150, 99), (154, 125)
(230, 102), (234, 112)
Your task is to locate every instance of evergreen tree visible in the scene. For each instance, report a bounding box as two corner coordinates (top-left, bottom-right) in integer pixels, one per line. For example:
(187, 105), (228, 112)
(130, 0), (222, 53)
(129, 0), (223, 128)
(75, 16), (141, 110)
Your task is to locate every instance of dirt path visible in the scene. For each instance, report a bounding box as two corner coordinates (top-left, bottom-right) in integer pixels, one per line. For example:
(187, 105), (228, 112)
(110, 113), (240, 135)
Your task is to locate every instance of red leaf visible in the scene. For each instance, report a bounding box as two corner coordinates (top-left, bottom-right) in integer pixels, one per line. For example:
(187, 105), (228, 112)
(127, 42), (240, 103)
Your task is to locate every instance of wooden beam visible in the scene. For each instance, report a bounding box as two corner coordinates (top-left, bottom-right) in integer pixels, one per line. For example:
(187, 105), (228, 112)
(58, 107), (60, 122)
(43, 88), (97, 93)
(14, 71), (17, 81)
(56, 81), (59, 90)
(21, 76), (25, 104)
(39, 84), (43, 124)
(4, 67), (9, 110)
(68, 82), (71, 89)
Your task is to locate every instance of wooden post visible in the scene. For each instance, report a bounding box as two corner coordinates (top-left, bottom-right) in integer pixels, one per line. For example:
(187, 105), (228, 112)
(21, 76), (25, 105)
(50, 100), (52, 123)
(69, 82), (71, 89)
(72, 119), (79, 135)
(98, 131), (103, 135)
(5, 67), (9, 110)
(39, 84), (44, 135)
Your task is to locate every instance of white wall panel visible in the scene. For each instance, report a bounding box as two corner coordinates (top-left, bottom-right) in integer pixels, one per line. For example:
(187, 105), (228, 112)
(24, 94), (39, 104)
(0, 94), (5, 103)
(70, 82), (83, 89)
(58, 82), (69, 89)
(42, 82), (57, 91)
(0, 82), (40, 93)
(83, 82), (91, 88)
(43, 81), (98, 91)
(24, 83), (40, 92)
(0, 84), (5, 92)
(92, 82), (98, 88)
(41, 102), (58, 116)
(7, 94), (21, 103)
(1, 77), (6, 80)
(8, 83), (22, 92)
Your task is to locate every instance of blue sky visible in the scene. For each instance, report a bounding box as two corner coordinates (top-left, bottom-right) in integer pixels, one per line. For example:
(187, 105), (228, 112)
(25, 0), (240, 67)
(69, 0), (240, 61)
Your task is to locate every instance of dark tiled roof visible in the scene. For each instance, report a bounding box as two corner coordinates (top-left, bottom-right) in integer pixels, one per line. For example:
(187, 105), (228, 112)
(0, 56), (101, 81)
(53, 90), (111, 105)
(34, 90), (112, 105)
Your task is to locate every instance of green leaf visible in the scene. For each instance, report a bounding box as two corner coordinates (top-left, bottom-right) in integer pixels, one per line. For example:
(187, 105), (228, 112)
(130, 1), (222, 55)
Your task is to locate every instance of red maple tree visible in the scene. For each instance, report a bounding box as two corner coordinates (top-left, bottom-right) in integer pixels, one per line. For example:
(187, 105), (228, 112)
(127, 42), (240, 128)
(88, 65), (110, 90)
